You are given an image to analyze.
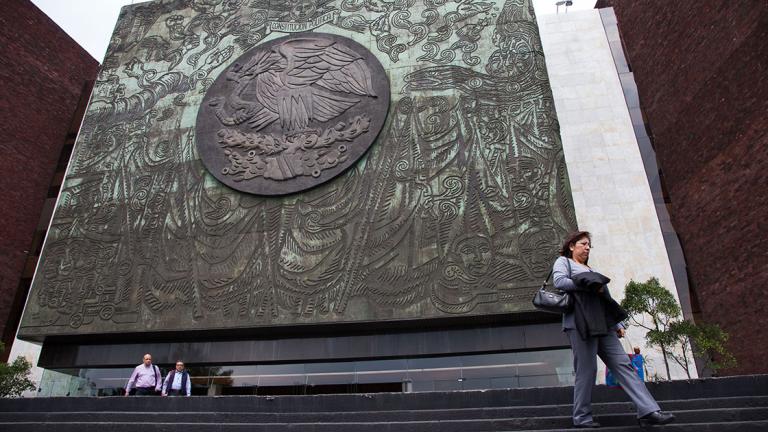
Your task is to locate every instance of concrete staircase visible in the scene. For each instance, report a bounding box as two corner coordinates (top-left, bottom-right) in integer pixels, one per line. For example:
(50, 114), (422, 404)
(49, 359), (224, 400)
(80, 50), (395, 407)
(1, 375), (766, 431)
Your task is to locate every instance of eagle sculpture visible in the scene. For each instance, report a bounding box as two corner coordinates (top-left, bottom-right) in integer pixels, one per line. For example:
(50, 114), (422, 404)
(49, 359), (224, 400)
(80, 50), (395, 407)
(211, 38), (379, 132)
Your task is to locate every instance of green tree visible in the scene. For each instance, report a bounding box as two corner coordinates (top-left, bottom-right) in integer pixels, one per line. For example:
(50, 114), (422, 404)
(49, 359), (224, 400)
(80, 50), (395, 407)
(678, 321), (736, 376)
(621, 277), (680, 380)
(0, 342), (37, 397)
(621, 278), (735, 379)
(646, 319), (695, 379)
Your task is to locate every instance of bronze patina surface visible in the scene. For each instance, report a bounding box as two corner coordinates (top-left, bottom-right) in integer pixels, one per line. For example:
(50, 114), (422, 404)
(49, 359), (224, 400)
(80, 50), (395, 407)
(196, 33), (390, 195)
(18, 0), (577, 340)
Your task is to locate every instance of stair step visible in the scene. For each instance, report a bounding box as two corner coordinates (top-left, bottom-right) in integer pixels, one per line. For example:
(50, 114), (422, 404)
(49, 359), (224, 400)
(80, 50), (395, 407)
(4, 394), (768, 414)
(513, 421), (768, 432)
(1, 405), (767, 424)
(1, 395), (765, 421)
(0, 376), (765, 431)
(0, 408), (766, 431)
(3, 375), (767, 414)
(3, 420), (768, 432)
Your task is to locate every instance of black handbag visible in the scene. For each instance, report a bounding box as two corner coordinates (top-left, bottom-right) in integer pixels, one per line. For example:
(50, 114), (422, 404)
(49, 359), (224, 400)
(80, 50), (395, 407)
(532, 266), (573, 314)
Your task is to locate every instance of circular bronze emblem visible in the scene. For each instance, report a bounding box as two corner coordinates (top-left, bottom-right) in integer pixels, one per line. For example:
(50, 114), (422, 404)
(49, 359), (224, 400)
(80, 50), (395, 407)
(196, 32), (390, 195)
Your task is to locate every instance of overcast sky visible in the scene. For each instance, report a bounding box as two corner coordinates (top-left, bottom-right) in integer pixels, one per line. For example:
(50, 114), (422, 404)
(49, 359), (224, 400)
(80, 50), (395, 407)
(31, 0), (596, 63)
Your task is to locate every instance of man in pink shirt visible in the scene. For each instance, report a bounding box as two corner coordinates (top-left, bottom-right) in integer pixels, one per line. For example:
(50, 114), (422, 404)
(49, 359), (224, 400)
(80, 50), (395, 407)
(125, 353), (162, 396)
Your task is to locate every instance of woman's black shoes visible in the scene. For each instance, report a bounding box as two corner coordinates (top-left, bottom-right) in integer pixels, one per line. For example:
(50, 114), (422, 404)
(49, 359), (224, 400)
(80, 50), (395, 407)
(638, 411), (676, 426)
(573, 420), (601, 428)
(572, 411), (674, 428)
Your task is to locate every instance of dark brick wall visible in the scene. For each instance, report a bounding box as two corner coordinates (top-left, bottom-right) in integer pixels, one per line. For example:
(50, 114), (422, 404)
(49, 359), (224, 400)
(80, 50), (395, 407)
(0, 0), (99, 357)
(596, 0), (768, 374)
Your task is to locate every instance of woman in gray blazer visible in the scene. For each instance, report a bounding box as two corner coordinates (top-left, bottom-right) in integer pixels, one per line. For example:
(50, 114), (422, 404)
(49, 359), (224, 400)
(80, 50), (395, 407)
(553, 231), (675, 428)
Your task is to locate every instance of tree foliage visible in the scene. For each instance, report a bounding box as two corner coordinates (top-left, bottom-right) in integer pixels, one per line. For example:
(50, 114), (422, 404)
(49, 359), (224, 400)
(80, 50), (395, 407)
(0, 342), (37, 397)
(679, 321), (736, 375)
(621, 278), (735, 379)
(622, 278), (681, 329)
(622, 278), (679, 379)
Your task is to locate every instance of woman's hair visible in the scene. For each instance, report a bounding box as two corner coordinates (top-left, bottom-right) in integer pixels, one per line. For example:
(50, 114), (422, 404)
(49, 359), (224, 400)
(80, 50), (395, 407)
(559, 231), (591, 258)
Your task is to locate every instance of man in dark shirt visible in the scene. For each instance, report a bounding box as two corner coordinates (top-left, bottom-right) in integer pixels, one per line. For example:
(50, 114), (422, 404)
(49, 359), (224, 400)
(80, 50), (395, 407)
(162, 360), (192, 396)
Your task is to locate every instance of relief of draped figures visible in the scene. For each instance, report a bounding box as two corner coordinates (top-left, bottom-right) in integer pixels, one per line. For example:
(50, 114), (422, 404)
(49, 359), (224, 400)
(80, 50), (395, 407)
(20, 0), (577, 336)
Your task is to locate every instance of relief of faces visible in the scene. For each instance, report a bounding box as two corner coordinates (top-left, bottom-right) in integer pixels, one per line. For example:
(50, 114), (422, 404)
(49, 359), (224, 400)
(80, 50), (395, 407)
(455, 235), (492, 277)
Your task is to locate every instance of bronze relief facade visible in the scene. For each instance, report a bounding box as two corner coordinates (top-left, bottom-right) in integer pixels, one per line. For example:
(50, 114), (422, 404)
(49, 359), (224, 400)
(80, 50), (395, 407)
(19, 0), (576, 339)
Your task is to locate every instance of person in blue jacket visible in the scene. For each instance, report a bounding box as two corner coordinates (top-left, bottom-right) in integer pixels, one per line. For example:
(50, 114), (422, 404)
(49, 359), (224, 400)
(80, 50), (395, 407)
(631, 347), (646, 381)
